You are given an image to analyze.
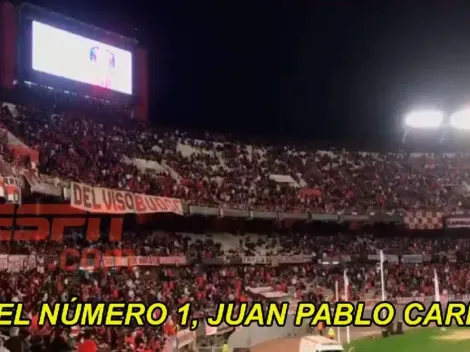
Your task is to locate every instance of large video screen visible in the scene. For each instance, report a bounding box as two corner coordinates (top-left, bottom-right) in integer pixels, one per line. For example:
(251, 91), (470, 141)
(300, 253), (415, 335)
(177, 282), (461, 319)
(31, 21), (133, 95)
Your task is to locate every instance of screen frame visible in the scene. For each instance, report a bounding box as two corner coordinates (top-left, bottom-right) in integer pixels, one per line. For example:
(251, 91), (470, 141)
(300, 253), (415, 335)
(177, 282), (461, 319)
(17, 8), (136, 104)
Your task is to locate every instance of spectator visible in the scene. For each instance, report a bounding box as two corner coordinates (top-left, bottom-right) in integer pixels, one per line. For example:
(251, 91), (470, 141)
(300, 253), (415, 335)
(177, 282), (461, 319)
(48, 328), (71, 352)
(4, 328), (28, 352)
(78, 330), (97, 352)
(0, 338), (10, 352)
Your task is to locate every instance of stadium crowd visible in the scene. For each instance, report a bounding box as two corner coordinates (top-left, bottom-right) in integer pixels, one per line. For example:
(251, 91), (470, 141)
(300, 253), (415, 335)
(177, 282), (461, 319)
(0, 227), (465, 351)
(0, 101), (469, 351)
(2, 103), (470, 213)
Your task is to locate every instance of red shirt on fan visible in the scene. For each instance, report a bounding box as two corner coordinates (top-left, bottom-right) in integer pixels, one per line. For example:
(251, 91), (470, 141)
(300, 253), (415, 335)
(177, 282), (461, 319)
(79, 339), (97, 352)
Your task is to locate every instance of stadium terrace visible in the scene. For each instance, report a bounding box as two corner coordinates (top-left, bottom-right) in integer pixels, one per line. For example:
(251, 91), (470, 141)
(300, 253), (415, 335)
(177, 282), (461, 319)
(0, 1), (470, 352)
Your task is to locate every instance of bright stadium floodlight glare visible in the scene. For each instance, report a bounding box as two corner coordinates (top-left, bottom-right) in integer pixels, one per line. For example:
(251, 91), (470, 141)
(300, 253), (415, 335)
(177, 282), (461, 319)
(450, 109), (470, 130)
(404, 110), (444, 129)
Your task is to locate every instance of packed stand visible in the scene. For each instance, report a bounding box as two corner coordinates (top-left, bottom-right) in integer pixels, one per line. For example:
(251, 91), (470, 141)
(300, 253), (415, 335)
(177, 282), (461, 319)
(2, 103), (470, 213)
(0, 229), (329, 352)
(216, 232), (468, 258)
(2, 92), (470, 352)
(0, 221), (466, 350)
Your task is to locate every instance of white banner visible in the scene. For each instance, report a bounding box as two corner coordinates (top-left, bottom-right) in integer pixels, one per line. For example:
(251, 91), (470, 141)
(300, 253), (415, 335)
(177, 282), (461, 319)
(176, 329), (196, 348)
(204, 320), (236, 336)
(277, 255), (313, 264)
(241, 256), (270, 265)
(0, 176), (21, 205)
(0, 255), (7, 271)
(70, 182), (183, 215)
(446, 217), (470, 228)
(23, 171), (62, 197)
(205, 322), (217, 336)
(102, 256), (187, 267)
(7, 255), (29, 272)
(368, 253), (399, 263)
(402, 254), (423, 263)
(241, 255), (312, 265)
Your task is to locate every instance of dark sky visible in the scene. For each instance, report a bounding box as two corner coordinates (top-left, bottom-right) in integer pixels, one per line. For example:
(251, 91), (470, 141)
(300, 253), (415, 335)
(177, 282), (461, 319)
(22, 0), (470, 146)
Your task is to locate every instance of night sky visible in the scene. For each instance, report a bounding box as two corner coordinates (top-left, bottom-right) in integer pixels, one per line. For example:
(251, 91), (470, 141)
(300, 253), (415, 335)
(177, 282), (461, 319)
(21, 0), (470, 147)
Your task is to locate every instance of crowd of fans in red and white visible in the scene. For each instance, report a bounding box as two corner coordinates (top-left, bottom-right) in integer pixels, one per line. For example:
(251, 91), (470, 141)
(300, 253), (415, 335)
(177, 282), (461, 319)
(0, 101), (469, 351)
(0, 228), (465, 351)
(2, 103), (470, 213)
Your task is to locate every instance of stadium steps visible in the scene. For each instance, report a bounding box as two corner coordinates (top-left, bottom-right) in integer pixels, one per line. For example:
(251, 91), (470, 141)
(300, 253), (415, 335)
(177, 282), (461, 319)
(160, 160), (182, 181)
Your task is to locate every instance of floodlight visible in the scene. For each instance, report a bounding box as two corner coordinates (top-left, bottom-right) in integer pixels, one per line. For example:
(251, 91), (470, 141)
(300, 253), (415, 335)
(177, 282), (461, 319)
(404, 110), (444, 129)
(450, 109), (470, 130)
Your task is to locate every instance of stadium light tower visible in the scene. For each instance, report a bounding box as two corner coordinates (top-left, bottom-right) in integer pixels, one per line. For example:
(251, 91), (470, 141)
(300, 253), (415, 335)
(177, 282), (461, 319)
(402, 109), (445, 143)
(449, 108), (470, 130)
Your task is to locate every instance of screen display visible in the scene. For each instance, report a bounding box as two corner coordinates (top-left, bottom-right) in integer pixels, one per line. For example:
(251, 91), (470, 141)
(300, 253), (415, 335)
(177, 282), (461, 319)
(31, 21), (133, 95)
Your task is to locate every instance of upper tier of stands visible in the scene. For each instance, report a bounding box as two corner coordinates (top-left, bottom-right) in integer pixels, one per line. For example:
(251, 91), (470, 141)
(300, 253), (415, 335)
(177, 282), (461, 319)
(2, 102), (470, 214)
